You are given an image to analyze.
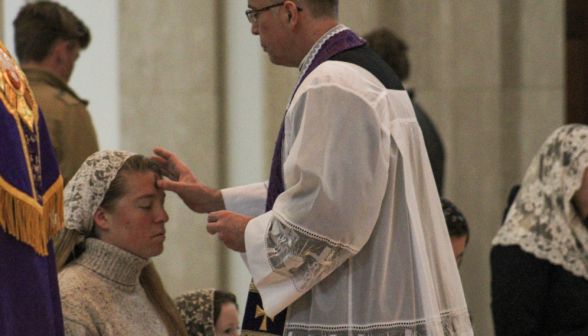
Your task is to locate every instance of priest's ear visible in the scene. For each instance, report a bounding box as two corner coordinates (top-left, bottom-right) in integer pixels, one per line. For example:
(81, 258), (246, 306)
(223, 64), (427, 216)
(283, 1), (301, 24)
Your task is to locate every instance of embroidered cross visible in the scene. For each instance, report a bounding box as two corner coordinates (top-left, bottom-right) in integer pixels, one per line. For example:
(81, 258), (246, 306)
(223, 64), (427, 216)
(255, 305), (274, 331)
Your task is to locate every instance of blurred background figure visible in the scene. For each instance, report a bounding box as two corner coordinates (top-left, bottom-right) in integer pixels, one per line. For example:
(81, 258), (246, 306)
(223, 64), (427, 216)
(55, 151), (188, 336)
(364, 28), (445, 194)
(0, 39), (64, 336)
(442, 198), (470, 267)
(491, 124), (588, 336)
(13, 1), (98, 185)
(175, 289), (239, 336)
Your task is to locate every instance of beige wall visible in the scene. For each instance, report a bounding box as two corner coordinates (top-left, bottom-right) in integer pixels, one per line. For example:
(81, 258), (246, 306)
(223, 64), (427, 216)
(118, 1), (565, 335)
(119, 0), (226, 298)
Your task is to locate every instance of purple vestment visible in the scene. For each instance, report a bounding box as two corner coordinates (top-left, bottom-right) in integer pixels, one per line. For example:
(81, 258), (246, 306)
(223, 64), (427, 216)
(0, 40), (65, 336)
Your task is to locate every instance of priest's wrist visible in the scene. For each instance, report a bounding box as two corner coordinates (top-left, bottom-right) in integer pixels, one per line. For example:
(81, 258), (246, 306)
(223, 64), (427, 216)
(206, 189), (226, 213)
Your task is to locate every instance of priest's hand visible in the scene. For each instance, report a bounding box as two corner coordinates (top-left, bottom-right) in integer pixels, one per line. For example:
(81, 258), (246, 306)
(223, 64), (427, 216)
(152, 147), (225, 213)
(207, 211), (252, 252)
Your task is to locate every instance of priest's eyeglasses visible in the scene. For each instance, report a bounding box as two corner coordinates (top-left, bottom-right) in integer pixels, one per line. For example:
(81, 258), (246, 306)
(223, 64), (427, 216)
(245, 2), (302, 23)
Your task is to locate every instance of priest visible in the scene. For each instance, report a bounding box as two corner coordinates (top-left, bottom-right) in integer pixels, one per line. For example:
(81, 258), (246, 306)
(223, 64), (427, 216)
(153, 1), (473, 335)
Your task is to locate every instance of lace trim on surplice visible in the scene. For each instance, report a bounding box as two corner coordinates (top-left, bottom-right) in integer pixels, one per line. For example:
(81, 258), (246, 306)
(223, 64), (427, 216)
(285, 309), (472, 336)
(264, 212), (355, 293)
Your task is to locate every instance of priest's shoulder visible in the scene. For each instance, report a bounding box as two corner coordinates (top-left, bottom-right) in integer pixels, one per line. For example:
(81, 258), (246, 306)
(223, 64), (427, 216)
(306, 61), (392, 102)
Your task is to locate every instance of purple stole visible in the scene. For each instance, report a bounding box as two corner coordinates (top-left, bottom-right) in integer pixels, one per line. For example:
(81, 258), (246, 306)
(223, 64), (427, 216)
(241, 28), (366, 336)
(0, 40), (65, 336)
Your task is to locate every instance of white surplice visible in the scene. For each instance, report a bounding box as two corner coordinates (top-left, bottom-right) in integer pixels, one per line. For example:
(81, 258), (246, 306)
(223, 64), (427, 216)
(222, 26), (473, 336)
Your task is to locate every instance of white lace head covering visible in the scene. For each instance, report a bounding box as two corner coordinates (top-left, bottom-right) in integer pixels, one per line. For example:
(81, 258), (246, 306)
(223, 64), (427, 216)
(174, 289), (216, 336)
(64, 150), (136, 236)
(493, 124), (588, 279)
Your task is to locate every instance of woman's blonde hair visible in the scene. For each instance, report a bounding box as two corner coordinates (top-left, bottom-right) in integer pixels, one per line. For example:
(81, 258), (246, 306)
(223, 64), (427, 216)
(55, 155), (188, 336)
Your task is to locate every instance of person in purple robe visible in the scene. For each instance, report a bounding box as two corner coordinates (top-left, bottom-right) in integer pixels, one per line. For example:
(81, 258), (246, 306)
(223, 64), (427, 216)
(0, 39), (65, 336)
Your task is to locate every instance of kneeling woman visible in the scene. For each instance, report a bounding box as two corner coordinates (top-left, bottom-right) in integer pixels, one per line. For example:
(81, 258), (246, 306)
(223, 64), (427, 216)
(55, 150), (188, 336)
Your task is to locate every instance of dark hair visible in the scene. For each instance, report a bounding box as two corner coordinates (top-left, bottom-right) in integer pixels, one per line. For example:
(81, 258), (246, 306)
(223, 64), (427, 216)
(293, 0), (338, 19)
(441, 198), (469, 241)
(364, 28), (410, 81)
(13, 1), (91, 63)
(213, 290), (238, 325)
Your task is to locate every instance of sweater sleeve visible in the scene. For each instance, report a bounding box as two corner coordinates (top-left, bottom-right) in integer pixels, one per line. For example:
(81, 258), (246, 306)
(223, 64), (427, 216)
(491, 245), (551, 336)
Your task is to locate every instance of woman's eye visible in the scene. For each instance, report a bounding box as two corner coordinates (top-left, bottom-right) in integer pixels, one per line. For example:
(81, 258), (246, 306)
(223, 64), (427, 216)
(139, 204), (152, 210)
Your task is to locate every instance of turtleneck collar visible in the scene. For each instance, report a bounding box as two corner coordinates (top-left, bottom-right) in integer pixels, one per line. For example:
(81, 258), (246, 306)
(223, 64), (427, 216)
(76, 238), (150, 286)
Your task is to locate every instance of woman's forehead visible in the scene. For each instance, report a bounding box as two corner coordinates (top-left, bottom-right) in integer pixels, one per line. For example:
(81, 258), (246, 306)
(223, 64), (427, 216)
(120, 171), (161, 195)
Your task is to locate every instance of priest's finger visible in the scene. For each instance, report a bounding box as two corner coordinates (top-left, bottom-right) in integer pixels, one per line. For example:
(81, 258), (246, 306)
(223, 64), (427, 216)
(157, 179), (184, 193)
(149, 155), (169, 170)
(208, 213), (219, 223)
(206, 222), (221, 235)
(160, 168), (175, 180)
(153, 147), (174, 160)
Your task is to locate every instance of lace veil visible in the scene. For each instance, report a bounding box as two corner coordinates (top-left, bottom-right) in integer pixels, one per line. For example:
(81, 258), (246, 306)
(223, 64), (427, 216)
(493, 124), (588, 279)
(64, 150), (135, 236)
(174, 289), (215, 336)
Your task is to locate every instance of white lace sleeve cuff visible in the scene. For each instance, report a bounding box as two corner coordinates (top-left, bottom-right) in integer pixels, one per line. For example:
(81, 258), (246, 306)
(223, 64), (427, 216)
(244, 212), (297, 317)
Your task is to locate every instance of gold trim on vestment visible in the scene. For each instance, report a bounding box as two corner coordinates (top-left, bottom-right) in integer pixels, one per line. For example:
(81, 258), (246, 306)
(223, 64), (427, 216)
(249, 279), (260, 293)
(0, 40), (63, 256)
(0, 175), (64, 256)
(0, 42), (38, 131)
(255, 305), (275, 331)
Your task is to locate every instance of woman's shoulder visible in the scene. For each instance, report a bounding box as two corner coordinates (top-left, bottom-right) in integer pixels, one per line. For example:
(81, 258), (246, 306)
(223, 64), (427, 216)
(58, 263), (107, 298)
(59, 263), (114, 329)
(59, 262), (93, 284)
(58, 265), (100, 327)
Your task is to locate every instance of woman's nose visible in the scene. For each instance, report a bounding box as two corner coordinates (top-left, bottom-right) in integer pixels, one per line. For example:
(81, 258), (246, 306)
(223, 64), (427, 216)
(155, 203), (169, 223)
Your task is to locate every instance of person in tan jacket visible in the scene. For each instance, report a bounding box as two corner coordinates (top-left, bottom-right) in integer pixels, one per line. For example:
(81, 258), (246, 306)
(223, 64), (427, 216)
(14, 2), (99, 185)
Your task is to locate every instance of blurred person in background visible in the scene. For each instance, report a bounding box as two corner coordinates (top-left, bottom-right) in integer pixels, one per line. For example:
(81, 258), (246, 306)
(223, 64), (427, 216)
(442, 198), (470, 267)
(14, 1), (99, 185)
(365, 27), (445, 194)
(175, 289), (239, 336)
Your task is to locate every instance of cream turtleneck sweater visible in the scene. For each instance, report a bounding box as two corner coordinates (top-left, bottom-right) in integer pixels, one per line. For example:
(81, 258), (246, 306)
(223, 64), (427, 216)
(59, 238), (169, 336)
